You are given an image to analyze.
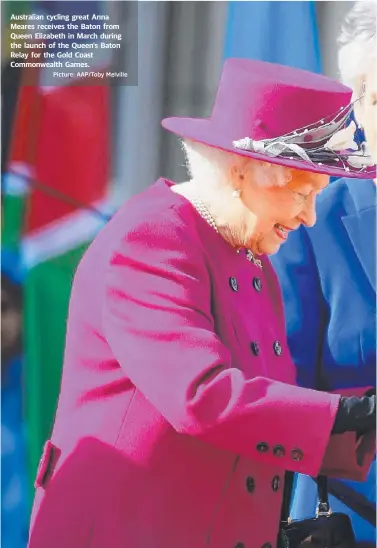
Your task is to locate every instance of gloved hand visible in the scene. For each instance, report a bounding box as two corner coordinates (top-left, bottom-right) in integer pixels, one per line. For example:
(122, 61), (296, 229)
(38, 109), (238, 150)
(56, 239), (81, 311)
(331, 394), (376, 436)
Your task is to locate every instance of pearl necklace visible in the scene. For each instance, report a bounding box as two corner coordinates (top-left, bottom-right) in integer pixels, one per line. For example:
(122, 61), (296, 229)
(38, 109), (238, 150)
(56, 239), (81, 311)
(190, 196), (219, 233)
(190, 195), (263, 269)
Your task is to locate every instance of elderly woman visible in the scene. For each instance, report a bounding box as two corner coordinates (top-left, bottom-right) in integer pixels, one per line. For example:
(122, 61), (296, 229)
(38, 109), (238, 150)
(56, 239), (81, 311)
(28, 59), (376, 548)
(272, 2), (376, 545)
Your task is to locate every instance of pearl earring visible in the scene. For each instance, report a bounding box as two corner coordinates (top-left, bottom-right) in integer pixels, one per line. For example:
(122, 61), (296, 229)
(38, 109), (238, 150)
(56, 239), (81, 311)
(232, 189), (241, 198)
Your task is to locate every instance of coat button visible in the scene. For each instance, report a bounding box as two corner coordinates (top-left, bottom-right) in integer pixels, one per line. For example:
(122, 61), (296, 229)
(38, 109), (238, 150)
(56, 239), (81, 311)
(273, 445), (285, 457)
(291, 448), (304, 461)
(246, 476), (255, 493)
(235, 544), (245, 548)
(253, 277), (262, 292)
(229, 277), (239, 291)
(261, 543), (272, 548)
(250, 341), (260, 356)
(273, 341), (282, 356)
(271, 475), (280, 491)
(256, 442), (269, 453)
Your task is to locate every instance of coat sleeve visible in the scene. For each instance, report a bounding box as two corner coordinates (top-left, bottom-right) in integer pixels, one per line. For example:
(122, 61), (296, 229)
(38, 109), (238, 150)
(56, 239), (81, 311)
(271, 229), (375, 482)
(103, 214), (340, 477)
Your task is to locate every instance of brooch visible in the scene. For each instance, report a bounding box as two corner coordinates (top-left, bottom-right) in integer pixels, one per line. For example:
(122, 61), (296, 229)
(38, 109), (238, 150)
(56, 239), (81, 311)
(246, 249), (263, 269)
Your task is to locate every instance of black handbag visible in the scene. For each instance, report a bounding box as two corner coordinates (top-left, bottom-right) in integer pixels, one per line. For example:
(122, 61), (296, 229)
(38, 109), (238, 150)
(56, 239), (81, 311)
(278, 474), (357, 548)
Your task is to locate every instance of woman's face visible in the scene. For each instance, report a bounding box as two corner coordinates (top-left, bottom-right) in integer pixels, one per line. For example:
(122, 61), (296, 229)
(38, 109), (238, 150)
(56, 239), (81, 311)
(354, 56), (377, 161)
(240, 165), (329, 256)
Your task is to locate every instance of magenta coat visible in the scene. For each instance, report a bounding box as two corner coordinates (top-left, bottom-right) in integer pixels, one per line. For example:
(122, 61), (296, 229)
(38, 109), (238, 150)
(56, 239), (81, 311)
(28, 179), (374, 548)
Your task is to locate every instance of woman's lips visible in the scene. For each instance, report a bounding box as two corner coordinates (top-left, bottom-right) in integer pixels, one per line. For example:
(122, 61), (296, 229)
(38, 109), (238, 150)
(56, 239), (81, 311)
(274, 224), (290, 241)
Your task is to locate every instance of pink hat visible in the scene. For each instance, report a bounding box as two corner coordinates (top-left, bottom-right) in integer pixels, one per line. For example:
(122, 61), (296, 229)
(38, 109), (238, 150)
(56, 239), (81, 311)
(162, 58), (376, 179)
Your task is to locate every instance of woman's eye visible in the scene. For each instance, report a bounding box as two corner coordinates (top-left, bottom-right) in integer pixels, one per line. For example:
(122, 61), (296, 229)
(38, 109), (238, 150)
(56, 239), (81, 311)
(288, 186), (312, 202)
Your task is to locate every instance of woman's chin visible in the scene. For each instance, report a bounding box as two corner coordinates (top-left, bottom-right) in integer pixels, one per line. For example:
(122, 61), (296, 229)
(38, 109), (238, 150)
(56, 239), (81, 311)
(258, 238), (284, 256)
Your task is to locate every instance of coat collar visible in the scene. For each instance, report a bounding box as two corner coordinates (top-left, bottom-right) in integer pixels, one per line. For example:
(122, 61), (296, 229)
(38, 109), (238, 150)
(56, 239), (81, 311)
(341, 179), (376, 293)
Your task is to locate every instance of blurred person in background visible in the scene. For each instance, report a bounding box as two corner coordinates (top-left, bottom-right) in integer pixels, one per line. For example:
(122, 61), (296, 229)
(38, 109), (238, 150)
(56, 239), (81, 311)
(271, 1), (377, 545)
(28, 59), (376, 548)
(1, 273), (29, 548)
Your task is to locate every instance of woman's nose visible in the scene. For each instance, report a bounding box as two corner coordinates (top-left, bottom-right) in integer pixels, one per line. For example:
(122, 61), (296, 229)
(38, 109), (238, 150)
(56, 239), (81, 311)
(299, 195), (317, 227)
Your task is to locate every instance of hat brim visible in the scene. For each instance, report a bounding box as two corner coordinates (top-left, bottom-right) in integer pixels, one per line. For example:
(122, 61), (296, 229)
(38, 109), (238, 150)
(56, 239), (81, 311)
(162, 116), (376, 180)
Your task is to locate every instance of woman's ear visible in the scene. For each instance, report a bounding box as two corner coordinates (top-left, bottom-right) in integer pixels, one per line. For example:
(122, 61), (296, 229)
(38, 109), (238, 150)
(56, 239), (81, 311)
(229, 163), (246, 188)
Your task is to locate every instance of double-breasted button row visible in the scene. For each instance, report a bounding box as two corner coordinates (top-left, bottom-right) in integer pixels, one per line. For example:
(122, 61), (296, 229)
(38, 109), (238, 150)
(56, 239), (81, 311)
(228, 276), (263, 292)
(245, 475), (280, 493)
(250, 340), (283, 357)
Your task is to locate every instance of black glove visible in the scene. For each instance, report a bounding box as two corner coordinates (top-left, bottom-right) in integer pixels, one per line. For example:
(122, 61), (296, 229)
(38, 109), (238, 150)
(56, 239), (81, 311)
(331, 394), (376, 436)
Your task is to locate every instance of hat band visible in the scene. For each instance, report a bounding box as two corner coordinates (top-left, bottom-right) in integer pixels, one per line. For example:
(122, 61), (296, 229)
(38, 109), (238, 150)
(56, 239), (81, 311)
(233, 94), (375, 173)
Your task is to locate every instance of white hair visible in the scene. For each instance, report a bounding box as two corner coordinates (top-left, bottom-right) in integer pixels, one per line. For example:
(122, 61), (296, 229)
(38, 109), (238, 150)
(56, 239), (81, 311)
(181, 139), (292, 188)
(181, 139), (244, 185)
(338, 1), (377, 89)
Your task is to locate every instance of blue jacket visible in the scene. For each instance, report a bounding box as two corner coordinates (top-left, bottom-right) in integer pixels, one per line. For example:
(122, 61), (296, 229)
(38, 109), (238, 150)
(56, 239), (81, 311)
(271, 178), (376, 543)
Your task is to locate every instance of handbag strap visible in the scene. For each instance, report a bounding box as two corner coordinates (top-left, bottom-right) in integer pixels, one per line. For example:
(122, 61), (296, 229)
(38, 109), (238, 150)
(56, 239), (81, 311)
(281, 471), (295, 522)
(314, 368), (331, 516)
(316, 475), (331, 515)
(281, 473), (331, 522)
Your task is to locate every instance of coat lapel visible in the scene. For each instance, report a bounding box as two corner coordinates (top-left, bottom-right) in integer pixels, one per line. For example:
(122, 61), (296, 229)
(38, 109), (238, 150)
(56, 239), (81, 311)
(341, 181), (376, 294)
